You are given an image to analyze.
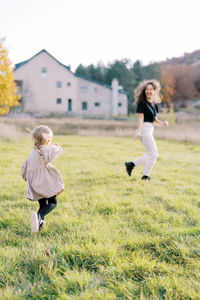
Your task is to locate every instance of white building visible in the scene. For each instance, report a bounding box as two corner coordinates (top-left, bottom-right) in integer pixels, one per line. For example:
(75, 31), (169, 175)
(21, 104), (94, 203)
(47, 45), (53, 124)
(14, 49), (128, 117)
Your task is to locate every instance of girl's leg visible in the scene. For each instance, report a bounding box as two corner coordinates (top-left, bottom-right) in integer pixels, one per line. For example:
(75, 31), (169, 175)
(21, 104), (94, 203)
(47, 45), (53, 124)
(30, 198), (47, 233)
(38, 195), (57, 220)
(48, 195), (57, 211)
(38, 198), (47, 220)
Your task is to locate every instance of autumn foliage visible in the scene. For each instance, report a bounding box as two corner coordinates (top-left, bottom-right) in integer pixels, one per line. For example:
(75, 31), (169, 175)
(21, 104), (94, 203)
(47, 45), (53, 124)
(0, 38), (20, 115)
(160, 64), (199, 106)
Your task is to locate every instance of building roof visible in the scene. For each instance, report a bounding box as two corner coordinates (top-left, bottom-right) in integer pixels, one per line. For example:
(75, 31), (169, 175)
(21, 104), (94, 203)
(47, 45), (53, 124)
(14, 49), (128, 95)
(74, 73), (112, 89)
(14, 49), (72, 72)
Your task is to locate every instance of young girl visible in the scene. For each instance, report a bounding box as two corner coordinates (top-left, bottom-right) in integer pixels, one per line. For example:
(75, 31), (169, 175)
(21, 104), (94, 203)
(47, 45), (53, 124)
(125, 79), (168, 180)
(21, 125), (64, 233)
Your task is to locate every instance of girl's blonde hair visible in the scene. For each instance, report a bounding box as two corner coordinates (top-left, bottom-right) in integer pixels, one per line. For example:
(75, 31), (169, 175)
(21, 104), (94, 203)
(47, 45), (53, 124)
(31, 125), (53, 152)
(134, 79), (162, 106)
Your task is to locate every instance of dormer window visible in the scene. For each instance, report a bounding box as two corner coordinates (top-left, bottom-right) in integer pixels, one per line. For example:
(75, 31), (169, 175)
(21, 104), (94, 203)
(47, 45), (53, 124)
(41, 67), (47, 77)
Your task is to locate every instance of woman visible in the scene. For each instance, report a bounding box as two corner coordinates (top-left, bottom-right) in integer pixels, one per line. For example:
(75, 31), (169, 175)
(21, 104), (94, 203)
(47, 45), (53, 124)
(125, 79), (168, 180)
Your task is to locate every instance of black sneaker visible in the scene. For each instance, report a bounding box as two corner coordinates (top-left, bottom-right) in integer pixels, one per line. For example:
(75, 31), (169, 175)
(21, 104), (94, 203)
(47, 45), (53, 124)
(39, 220), (45, 231)
(38, 213), (45, 231)
(142, 175), (150, 180)
(125, 162), (135, 176)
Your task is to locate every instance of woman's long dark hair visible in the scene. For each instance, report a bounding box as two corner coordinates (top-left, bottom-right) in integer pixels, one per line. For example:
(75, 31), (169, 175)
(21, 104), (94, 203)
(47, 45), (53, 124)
(134, 79), (162, 105)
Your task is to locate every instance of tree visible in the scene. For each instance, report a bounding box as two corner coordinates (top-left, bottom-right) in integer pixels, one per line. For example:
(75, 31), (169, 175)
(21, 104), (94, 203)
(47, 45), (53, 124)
(105, 59), (136, 113)
(131, 60), (144, 83)
(75, 64), (90, 77)
(161, 64), (197, 105)
(75, 59), (162, 114)
(76, 63), (105, 82)
(190, 64), (200, 93)
(174, 65), (197, 101)
(0, 38), (20, 115)
(160, 65), (175, 106)
(143, 63), (160, 81)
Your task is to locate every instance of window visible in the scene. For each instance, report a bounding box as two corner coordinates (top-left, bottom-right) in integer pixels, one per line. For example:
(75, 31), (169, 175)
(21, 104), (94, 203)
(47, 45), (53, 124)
(68, 99), (72, 111)
(82, 102), (88, 110)
(67, 82), (71, 87)
(56, 81), (62, 88)
(94, 102), (100, 107)
(57, 98), (62, 104)
(41, 67), (47, 74)
(94, 87), (98, 93)
(15, 80), (23, 93)
(80, 86), (88, 93)
(118, 102), (122, 107)
(19, 97), (23, 104)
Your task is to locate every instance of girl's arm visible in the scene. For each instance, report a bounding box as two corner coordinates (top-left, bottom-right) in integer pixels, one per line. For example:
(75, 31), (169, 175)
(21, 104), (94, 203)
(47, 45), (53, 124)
(154, 118), (168, 127)
(21, 161), (27, 181)
(42, 145), (63, 163)
(134, 113), (144, 140)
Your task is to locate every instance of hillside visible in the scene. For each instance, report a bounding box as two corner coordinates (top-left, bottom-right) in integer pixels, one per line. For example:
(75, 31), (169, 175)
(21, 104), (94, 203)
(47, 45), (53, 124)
(160, 49), (200, 66)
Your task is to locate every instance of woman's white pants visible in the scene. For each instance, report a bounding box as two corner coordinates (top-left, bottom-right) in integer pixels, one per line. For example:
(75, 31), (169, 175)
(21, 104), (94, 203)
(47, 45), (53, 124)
(133, 122), (159, 176)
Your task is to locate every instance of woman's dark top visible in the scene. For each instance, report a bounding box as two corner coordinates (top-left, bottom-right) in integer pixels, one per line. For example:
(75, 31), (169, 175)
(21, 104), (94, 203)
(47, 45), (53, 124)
(136, 100), (158, 123)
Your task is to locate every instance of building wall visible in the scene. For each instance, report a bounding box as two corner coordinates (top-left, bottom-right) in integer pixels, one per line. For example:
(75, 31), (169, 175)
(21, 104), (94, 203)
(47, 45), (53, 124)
(76, 77), (112, 117)
(14, 52), (77, 114)
(118, 93), (128, 115)
(14, 51), (128, 117)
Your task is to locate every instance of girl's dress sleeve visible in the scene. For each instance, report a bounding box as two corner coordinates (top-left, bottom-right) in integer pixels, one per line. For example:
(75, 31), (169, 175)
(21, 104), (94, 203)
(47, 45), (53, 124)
(21, 161), (28, 181)
(42, 145), (63, 163)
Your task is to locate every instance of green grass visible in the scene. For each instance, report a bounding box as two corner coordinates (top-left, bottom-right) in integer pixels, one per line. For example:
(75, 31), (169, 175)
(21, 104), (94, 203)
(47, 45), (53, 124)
(0, 136), (200, 299)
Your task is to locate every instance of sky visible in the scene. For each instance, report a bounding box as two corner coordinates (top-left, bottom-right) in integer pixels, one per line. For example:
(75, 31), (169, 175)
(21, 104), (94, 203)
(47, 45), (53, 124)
(0, 0), (200, 71)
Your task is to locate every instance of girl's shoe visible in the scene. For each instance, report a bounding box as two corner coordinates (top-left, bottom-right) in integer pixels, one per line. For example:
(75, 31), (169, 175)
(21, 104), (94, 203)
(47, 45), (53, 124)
(39, 220), (45, 231)
(30, 212), (39, 233)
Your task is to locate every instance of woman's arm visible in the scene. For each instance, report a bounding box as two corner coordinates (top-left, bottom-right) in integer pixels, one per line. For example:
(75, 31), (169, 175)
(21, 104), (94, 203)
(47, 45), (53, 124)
(134, 113), (144, 140)
(154, 118), (168, 127)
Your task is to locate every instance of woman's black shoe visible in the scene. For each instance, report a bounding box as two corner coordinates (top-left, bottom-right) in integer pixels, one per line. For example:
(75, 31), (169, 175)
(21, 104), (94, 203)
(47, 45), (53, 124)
(142, 175), (150, 180)
(125, 162), (135, 176)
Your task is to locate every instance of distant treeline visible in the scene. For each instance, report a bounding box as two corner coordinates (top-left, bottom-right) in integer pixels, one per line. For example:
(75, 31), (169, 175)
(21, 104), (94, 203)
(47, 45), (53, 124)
(75, 56), (200, 113)
(76, 60), (160, 113)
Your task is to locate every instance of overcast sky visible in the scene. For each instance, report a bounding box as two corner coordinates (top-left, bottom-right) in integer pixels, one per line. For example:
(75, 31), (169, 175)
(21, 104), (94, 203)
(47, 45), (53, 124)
(0, 0), (200, 71)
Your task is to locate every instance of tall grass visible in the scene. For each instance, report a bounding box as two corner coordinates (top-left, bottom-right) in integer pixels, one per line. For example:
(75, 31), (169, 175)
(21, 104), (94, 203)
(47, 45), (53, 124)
(0, 135), (200, 299)
(0, 122), (24, 142)
(1, 117), (200, 143)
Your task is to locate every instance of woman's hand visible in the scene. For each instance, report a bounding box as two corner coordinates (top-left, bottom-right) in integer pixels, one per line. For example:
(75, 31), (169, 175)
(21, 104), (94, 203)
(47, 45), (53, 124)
(163, 120), (169, 127)
(133, 129), (141, 140)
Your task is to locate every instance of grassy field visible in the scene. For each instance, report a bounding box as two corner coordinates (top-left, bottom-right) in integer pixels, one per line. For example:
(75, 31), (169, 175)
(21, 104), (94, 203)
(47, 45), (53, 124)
(0, 135), (200, 299)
